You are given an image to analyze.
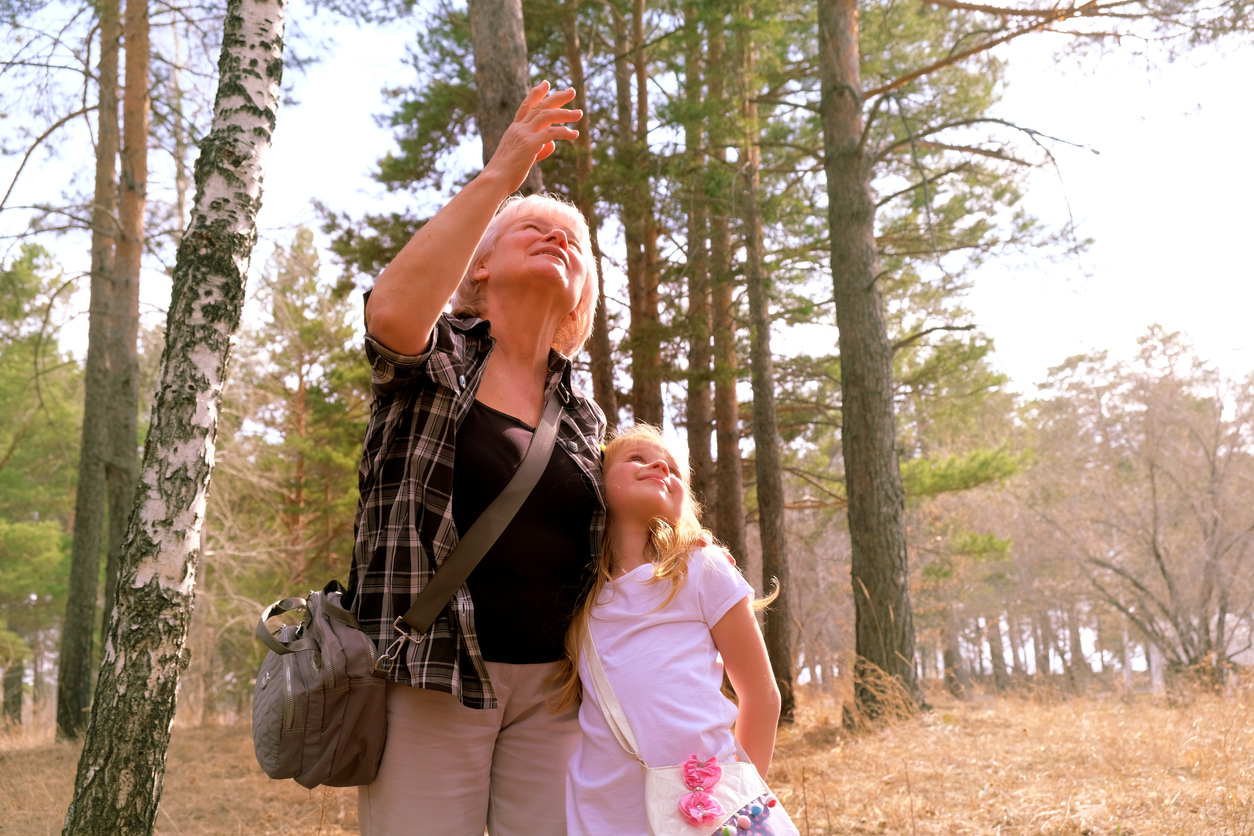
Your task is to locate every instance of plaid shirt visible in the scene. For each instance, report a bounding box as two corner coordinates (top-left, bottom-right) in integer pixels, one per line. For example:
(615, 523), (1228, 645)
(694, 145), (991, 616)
(347, 311), (606, 709)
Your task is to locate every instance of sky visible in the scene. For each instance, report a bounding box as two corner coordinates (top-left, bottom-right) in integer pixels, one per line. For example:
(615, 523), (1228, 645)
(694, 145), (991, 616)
(11, 4), (1254, 394)
(972, 37), (1254, 391)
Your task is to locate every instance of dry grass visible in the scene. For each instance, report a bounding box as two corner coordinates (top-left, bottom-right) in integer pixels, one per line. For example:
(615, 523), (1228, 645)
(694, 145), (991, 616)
(770, 685), (1254, 835)
(3, 686), (1252, 835)
(0, 714), (357, 836)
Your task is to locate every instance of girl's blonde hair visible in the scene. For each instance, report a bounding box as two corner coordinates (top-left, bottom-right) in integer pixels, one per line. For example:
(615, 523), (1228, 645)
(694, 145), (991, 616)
(450, 193), (599, 357)
(549, 423), (775, 712)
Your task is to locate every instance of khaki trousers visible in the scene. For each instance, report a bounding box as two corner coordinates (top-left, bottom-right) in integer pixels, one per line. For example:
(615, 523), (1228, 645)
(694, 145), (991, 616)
(359, 661), (579, 836)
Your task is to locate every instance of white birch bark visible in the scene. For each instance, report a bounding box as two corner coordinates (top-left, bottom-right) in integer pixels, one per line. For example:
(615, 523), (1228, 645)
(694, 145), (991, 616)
(61, 0), (287, 831)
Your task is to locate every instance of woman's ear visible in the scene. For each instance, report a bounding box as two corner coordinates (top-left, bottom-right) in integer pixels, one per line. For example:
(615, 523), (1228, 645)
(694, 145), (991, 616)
(472, 253), (491, 282)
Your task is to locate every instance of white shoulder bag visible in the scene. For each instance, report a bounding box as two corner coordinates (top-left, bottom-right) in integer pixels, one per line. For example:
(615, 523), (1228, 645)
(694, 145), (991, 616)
(582, 628), (773, 836)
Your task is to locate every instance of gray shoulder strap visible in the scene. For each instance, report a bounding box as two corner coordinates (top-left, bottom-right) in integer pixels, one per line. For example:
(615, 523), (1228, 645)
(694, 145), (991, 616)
(399, 390), (564, 634)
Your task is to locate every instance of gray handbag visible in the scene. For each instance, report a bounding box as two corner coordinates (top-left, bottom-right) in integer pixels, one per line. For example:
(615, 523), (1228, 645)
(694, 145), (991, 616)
(252, 391), (564, 788)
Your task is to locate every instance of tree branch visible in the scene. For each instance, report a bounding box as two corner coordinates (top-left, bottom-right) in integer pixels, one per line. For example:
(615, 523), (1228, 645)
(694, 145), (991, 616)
(0, 106), (94, 215)
(865, 1), (1113, 99)
(892, 324), (977, 352)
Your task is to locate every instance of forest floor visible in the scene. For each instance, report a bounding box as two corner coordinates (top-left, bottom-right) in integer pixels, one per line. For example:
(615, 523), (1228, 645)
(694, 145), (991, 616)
(2, 685), (1252, 835)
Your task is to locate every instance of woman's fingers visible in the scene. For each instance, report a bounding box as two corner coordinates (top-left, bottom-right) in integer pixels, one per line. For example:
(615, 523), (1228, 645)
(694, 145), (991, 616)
(514, 81), (552, 119)
(488, 83), (581, 189)
(516, 83), (579, 125)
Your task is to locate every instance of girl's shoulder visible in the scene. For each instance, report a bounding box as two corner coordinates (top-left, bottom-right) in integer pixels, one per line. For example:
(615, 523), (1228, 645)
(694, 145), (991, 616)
(685, 545), (754, 623)
(687, 544), (748, 586)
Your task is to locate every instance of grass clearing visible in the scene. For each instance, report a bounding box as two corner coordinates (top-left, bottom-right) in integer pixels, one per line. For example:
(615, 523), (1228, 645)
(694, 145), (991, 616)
(2, 687), (1251, 835)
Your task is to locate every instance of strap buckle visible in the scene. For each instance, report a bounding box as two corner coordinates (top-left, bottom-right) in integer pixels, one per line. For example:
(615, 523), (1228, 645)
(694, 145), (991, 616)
(376, 616), (425, 674)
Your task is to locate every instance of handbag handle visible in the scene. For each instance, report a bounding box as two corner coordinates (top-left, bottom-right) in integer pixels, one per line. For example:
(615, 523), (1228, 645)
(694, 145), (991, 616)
(397, 389), (565, 635)
(255, 596), (316, 655)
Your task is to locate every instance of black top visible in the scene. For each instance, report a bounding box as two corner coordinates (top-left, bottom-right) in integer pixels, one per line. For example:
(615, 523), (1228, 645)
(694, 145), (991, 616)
(455, 400), (597, 663)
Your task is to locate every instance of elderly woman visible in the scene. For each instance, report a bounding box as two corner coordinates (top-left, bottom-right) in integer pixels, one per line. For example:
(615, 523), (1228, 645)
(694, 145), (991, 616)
(346, 83), (605, 836)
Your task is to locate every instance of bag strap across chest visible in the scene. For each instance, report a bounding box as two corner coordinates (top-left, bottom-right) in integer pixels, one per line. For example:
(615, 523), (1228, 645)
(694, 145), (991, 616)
(400, 389), (563, 634)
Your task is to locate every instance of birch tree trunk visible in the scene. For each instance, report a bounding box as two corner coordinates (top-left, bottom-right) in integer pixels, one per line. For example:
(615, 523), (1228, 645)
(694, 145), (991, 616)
(61, 0), (286, 830)
(103, 0), (149, 631)
(469, 0), (541, 195)
(58, 0), (121, 742)
(818, 0), (918, 716)
(738, 15), (794, 723)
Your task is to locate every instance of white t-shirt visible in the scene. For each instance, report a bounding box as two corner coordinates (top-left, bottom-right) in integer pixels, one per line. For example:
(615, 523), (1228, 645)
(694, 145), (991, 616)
(565, 546), (754, 836)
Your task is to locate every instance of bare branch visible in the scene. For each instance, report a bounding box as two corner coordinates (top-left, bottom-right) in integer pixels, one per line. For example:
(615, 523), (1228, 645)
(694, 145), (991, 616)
(0, 105), (94, 215)
(893, 324), (977, 352)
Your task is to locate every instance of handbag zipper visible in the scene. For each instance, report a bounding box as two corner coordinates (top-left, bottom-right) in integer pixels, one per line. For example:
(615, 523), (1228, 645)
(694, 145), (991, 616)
(360, 630), (378, 669)
(283, 656), (294, 728)
(322, 649), (335, 690)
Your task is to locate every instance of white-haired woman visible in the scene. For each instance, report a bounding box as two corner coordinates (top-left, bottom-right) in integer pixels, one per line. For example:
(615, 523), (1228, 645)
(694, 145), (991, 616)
(346, 83), (605, 836)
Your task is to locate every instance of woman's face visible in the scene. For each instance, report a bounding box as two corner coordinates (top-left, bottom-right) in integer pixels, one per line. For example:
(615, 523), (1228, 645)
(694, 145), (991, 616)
(476, 214), (588, 314)
(604, 439), (687, 527)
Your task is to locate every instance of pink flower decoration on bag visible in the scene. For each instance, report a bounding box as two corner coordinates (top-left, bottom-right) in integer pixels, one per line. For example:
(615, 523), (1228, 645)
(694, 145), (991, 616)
(678, 791), (725, 826)
(682, 755), (723, 790)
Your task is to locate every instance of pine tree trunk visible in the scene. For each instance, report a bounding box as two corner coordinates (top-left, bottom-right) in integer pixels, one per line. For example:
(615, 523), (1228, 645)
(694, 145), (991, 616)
(818, 0), (918, 717)
(624, 0), (662, 426)
(61, 0), (286, 829)
(706, 10), (746, 561)
(988, 611), (1010, 691)
(1066, 603), (1085, 689)
(1033, 610), (1051, 679)
(738, 16), (794, 724)
(104, 0), (149, 633)
(683, 0), (714, 511)
(941, 602), (967, 698)
(468, 0), (541, 194)
(558, 4), (616, 427)
(1006, 611), (1026, 677)
(3, 658), (22, 724)
(58, 0), (121, 742)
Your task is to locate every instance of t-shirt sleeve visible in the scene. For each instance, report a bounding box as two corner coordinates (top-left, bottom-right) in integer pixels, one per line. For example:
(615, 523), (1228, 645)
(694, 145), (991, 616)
(693, 546), (754, 627)
(362, 289), (437, 399)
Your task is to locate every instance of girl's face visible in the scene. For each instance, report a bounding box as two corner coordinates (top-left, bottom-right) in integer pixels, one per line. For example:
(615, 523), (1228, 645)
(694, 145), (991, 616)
(604, 439), (687, 527)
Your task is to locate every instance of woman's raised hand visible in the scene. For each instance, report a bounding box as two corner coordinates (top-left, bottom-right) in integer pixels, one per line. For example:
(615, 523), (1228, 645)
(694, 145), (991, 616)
(485, 82), (581, 192)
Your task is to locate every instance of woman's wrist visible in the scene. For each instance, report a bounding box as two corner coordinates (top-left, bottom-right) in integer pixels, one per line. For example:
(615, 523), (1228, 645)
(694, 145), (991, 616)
(472, 162), (527, 203)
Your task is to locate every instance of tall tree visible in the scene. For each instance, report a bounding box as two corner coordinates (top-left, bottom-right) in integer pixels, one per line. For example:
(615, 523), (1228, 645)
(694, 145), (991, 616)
(818, 0), (937, 715)
(614, 0), (662, 425)
(0, 244), (79, 728)
(706, 6), (747, 560)
(61, 0), (287, 827)
(103, 0), (150, 633)
(470, 0), (542, 194)
(556, 0), (618, 426)
(682, 0), (714, 510)
(57, 0), (122, 741)
(737, 3), (795, 723)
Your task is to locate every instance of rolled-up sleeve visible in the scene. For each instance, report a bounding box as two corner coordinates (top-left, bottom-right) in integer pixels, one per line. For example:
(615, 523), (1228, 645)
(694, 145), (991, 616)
(364, 331), (433, 399)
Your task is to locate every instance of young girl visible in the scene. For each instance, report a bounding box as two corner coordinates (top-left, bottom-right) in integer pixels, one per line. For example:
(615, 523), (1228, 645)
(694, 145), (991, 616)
(558, 424), (798, 836)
